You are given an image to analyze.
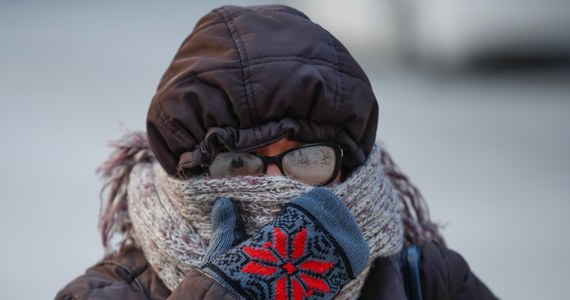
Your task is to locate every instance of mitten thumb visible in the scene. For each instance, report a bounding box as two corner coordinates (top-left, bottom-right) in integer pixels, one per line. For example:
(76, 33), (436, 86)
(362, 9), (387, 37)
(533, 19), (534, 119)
(202, 197), (247, 264)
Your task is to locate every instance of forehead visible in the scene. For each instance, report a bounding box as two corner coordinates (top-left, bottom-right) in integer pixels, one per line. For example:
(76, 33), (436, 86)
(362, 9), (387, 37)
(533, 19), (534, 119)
(254, 137), (304, 157)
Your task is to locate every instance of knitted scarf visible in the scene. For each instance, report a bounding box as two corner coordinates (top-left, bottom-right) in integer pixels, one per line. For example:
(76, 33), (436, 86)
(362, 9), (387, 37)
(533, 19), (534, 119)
(98, 132), (444, 299)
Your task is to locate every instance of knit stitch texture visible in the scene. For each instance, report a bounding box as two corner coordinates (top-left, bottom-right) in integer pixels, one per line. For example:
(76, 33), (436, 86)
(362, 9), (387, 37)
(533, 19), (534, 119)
(127, 144), (403, 299)
(202, 189), (369, 300)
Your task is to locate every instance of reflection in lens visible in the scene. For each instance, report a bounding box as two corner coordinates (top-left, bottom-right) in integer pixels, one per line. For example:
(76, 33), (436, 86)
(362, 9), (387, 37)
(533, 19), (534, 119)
(209, 153), (264, 177)
(231, 157), (244, 169)
(283, 146), (336, 185)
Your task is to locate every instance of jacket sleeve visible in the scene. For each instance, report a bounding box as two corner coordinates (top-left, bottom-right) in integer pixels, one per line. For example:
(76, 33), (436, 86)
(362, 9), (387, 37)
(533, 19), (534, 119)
(55, 267), (149, 300)
(167, 268), (238, 300)
(55, 246), (172, 300)
(421, 242), (498, 300)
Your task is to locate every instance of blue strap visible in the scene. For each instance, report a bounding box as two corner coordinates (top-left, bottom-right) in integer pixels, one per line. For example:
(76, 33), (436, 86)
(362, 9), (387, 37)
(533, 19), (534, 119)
(402, 245), (423, 300)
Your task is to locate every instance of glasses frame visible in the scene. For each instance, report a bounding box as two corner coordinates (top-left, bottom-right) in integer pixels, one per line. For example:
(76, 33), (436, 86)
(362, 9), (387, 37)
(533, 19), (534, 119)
(207, 143), (343, 186)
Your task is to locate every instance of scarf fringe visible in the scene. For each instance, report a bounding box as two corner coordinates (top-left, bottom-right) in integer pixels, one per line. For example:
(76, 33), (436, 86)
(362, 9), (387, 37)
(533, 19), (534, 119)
(97, 131), (154, 256)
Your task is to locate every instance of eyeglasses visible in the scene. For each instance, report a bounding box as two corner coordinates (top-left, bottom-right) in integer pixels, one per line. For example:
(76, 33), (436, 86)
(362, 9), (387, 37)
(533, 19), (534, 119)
(207, 143), (343, 186)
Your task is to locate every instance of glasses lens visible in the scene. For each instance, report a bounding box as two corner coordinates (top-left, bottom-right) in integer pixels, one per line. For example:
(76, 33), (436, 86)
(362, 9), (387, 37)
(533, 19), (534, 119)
(209, 153), (264, 177)
(282, 145), (337, 185)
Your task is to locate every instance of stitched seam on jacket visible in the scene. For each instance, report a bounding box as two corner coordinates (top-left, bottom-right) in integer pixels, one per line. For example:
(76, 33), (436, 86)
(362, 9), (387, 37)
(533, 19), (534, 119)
(190, 58), (370, 86)
(194, 9), (307, 34)
(193, 21), (228, 33)
(98, 260), (152, 300)
(248, 55), (336, 68)
(218, 8), (307, 21)
(157, 56), (368, 95)
(215, 7), (260, 144)
(155, 103), (195, 148)
(328, 35), (342, 125)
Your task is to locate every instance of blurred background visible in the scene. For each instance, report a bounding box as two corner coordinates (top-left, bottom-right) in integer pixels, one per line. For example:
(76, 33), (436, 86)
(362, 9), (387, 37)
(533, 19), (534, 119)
(1, 1), (569, 299)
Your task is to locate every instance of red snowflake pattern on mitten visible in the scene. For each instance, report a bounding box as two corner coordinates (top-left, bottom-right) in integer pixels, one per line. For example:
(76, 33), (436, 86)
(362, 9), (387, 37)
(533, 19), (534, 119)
(242, 227), (334, 299)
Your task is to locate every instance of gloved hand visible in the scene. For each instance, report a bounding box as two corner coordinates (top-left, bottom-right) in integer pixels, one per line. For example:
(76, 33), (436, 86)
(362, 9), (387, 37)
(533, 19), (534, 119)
(201, 196), (248, 264)
(201, 187), (370, 300)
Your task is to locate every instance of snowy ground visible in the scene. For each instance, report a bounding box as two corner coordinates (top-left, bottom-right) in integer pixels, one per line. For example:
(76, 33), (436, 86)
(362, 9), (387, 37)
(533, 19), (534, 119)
(1, 2), (568, 299)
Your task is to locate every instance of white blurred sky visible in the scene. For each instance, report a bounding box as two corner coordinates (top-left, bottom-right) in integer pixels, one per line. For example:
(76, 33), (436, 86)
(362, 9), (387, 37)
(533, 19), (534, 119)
(1, 1), (569, 299)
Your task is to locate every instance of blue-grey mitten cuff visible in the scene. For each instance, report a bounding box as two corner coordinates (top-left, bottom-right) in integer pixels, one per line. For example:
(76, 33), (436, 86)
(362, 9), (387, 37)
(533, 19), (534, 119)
(201, 187), (370, 300)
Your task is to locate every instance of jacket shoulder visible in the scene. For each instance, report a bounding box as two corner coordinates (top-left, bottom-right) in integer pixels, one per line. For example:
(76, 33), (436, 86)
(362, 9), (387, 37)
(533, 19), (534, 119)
(420, 242), (498, 300)
(360, 242), (498, 300)
(55, 246), (170, 300)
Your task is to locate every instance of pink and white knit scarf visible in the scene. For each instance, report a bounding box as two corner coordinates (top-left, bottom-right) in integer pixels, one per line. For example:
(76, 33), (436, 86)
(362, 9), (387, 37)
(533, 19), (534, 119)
(126, 144), (403, 299)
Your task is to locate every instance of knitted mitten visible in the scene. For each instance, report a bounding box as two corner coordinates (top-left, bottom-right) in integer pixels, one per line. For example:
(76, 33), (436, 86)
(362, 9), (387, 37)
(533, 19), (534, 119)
(201, 187), (370, 300)
(202, 197), (248, 263)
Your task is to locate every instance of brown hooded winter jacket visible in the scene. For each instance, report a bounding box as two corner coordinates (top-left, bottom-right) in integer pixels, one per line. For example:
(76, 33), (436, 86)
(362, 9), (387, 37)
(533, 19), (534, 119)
(56, 5), (497, 300)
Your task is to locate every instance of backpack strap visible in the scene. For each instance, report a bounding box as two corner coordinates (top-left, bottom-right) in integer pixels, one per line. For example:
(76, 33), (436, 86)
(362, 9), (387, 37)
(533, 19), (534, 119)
(401, 245), (423, 300)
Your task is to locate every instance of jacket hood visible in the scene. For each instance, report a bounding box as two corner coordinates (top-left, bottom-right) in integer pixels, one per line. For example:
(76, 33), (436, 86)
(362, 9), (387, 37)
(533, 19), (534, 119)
(147, 5), (379, 176)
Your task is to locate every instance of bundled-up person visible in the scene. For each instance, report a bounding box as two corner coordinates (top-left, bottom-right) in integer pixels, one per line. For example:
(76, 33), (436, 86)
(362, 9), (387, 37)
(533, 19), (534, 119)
(56, 5), (497, 300)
